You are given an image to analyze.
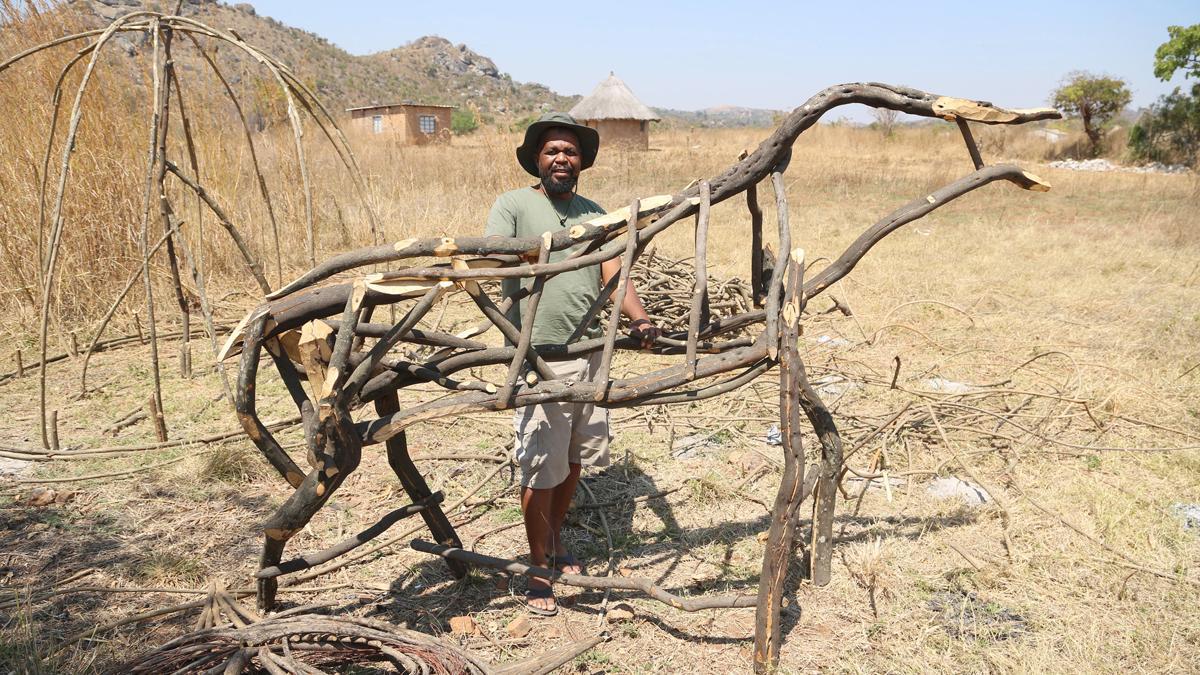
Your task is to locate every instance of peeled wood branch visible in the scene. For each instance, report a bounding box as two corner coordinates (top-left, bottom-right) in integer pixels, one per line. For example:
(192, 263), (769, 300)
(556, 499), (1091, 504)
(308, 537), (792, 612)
(754, 248), (806, 673)
(461, 279), (556, 382)
(747, 181), (765, 306)
(764, 172), (790, 360)
(686, 182), (711, 374)
(360, 340), (768, 445)
(498, 232), (551, 405)
(595, 198), (641, 400)
(342, 281), (450, 403)
(802, 163), (1049, 299)
(267, 196), (683, 299)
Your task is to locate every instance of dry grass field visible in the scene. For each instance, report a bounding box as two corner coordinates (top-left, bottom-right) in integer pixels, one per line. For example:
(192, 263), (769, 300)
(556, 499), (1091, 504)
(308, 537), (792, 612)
(2, 7), (1200, 674)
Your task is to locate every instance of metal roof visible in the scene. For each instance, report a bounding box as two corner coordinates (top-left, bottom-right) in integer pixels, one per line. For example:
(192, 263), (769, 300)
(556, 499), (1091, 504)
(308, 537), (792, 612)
(345, 102), (456, 112)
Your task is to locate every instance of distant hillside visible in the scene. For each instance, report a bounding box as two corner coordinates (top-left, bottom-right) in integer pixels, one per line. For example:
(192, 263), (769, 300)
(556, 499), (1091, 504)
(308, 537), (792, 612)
(75, 0), (576, 119)
(654, 105), (783, 128)
(69, 0), (771, 128)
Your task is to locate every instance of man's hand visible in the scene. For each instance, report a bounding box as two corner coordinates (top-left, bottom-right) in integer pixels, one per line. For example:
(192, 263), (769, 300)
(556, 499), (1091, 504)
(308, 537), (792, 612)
(629, 318), (661, 350)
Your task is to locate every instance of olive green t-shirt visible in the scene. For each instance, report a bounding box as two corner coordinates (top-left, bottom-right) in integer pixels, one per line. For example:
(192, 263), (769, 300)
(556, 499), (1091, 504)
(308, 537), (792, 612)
(484, 187), (606, 347)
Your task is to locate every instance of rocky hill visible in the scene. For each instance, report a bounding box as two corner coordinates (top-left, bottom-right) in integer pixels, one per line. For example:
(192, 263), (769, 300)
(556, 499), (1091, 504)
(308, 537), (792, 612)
(76, 0), (576, 119)
(69, 0), (776, 126)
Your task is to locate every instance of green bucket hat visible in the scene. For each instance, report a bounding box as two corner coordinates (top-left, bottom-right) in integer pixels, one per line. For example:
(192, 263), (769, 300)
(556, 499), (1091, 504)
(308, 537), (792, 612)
(515, 112), (600, 177)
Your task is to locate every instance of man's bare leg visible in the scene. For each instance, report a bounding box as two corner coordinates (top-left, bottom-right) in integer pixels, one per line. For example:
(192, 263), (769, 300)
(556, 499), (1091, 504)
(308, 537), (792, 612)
(546, 462), (583, 574)
(521, 485), (556, 613)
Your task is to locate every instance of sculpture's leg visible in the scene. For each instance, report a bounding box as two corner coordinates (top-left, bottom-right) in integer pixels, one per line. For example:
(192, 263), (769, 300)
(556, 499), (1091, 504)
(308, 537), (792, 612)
(256, 413), (361, 611)
(257, 473), (338, 612)
(800, 365), (844, 586)
(257, 535), (286, 611)
(754, 248), (806, 673)
(374, 391), (468, 579)
(235, 314), (305, 488)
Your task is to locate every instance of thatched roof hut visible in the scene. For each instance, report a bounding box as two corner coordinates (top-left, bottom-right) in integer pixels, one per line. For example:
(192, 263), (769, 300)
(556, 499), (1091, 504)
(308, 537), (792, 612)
(570, 72), (659, 150)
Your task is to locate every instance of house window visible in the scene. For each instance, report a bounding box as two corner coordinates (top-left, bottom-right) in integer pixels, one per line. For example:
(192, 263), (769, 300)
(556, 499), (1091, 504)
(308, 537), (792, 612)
(419, 115), (436, 134)
(640, 120), (647, 132)
(372, 115), (383, 134)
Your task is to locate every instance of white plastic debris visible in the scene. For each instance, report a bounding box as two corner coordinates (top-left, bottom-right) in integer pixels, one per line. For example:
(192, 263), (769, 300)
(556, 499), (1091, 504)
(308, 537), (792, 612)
(816, 335), (852, 348)
(763, 424), (782, 446)
(845, 475), (908, 491)
(926, 477), (991, 506)
(812, 374), (858, 398)
(1173, 503), (1200, 532)
(923, 377), (972, 394)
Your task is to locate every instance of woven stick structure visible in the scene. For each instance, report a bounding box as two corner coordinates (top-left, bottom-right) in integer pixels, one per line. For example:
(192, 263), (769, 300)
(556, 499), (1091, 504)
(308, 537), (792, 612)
(219, 89), (1057, 672)
(3, 11), (1061, 672)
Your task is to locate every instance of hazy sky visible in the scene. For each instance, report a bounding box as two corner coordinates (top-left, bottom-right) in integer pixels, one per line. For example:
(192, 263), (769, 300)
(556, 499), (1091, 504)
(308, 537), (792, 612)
(245, 0), (1196, 116)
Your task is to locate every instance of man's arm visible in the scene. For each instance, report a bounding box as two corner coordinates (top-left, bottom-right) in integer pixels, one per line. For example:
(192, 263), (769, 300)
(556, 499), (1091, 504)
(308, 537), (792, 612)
(601, 257), (660, 349)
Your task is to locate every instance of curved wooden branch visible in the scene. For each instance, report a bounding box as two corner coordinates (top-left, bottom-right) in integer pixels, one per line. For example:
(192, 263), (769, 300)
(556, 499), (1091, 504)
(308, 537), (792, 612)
(164, 160), (271, 294)
(263, 84), (1057, 301)
(754, 248), (805, 673)
(37, 12), (153, 449)
(802, 163), (1049, 298)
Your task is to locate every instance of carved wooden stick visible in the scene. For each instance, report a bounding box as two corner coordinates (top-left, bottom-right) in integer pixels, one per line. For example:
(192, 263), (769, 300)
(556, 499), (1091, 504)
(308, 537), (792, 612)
(747, 181), (766, 309)
(498, 231), (552, 405)
(257, 492), (444, 579)
(754, 247), (804, 674)
(460, 279), (555, 382)
(595, 198), (640, 401)
(235, 314), (305, 488)
(343, 281), (450, 402)
(956, 117), (985, 170)
(764, 171), (790, 360)
(686, 181), (711, 375)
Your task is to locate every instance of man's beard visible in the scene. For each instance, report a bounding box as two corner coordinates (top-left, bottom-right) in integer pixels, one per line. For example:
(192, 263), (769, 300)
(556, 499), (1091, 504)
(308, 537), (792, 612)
(539, 168), (577, 195)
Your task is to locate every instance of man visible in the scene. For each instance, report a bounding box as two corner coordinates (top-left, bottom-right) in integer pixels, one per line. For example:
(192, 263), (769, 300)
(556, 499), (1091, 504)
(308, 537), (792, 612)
(485, 112), (659, 615)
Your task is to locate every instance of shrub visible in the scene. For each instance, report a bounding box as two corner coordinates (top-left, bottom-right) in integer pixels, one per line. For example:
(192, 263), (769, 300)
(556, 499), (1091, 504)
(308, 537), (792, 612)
(1128, 85), (1200, 167)
(451, 108), (478, 135)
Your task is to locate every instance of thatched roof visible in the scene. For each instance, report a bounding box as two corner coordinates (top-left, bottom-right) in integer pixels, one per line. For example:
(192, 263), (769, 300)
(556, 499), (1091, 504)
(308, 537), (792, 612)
(570, 73), (660, 122)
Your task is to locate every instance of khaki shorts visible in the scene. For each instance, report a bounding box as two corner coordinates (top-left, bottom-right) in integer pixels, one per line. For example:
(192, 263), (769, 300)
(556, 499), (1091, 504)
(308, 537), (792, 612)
(513, 353), (611, 489)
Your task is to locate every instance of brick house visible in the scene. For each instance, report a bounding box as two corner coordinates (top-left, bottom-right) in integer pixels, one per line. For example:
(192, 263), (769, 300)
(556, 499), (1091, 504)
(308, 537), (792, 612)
(346, 102), (454, 144)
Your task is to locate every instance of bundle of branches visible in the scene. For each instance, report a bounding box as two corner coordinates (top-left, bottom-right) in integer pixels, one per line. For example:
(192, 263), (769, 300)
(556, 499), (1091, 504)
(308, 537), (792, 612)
(117, 613), (490, 674)
(605, 248), (756, 333)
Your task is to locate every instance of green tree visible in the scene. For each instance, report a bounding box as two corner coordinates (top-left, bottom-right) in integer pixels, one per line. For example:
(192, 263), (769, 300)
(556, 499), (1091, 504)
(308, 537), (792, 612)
(1129, 24), (1200, 167)
(451, 109), (478, 135)
(1153, 24), (1200, 81)
(1051, 72), (1132, 156)
(1128, 86), (1200, 166)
